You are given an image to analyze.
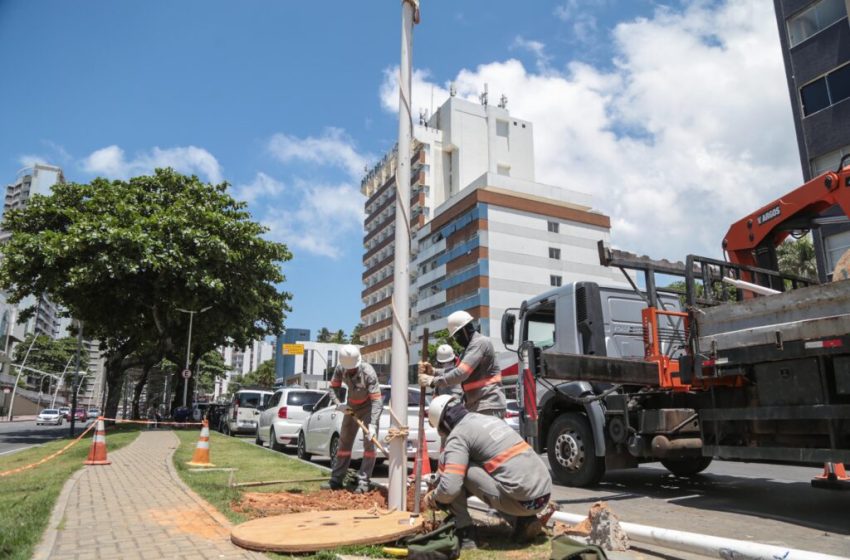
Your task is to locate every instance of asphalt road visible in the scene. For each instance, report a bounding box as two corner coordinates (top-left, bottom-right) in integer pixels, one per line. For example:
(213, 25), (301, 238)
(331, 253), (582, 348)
(0, 418), (91, 456)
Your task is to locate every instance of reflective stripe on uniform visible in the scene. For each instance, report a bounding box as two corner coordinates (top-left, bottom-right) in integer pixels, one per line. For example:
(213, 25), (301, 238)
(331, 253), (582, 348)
(462, 374), (502, 392)
(441, 463), (467, 476)
(336, 450), (351, 457)
(348, 396), (367, 405)
(363, 450), (377, 458)
(457, 362), (473, 375)
(483, 441), (531, 473)
(369, 393), (382, 401)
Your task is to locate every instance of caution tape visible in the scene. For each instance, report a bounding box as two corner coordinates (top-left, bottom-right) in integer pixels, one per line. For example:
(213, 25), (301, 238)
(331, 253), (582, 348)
(0, 422), (96, 478)
(100, 418), (203, 426)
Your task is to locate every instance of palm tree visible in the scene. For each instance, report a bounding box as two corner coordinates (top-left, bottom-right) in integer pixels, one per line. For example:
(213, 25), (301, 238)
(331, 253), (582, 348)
(350, 323), (364, 345)
(331, 329), (348, 344)
(777, 236), (817, 279)
(316, 327), (332, 342)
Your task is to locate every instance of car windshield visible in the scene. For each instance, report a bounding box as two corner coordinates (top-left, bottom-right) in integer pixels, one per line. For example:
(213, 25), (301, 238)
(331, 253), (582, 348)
(287, 392), (322, 406)
(42, 409), (58, 414)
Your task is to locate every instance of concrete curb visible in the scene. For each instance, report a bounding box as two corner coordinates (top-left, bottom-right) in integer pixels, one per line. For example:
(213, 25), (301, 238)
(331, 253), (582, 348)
(164, 431), (268, 559)
(31, 466), (87, 560)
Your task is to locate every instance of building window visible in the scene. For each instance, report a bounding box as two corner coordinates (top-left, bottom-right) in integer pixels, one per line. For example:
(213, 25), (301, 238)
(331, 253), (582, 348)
(811, 144), (850, 176)
(787, 0), (846, 47)
(801, 63), (850, 116)
(548, 247), (561, 260)
(547, 221), (559, 233)
(496, 120), (509, 138)
(497, 164), (510, 176)
(550, 275), (562, 287)
(825, 230), (850, 275)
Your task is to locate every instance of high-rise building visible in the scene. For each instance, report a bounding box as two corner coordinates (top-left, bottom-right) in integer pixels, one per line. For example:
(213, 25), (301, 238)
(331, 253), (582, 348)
(1, 164), (64, 339)
(274, 328), (310, 382)
(359, 95), (622, 366)
(773, 0), (850, 279)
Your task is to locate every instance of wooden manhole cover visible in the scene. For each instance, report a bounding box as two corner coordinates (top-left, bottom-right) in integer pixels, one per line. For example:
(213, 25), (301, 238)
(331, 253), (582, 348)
(231, 509), (423, 552)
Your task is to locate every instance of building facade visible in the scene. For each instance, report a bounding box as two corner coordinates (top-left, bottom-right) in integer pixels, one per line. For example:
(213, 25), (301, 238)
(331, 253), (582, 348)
(274, 328), (310, 382)
(359, 95), (621, 366)
(773, 0), (850, 279)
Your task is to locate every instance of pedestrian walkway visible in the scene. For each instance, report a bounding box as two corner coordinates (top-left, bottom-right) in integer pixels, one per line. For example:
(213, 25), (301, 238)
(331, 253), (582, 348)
(35, 430), (263, 560)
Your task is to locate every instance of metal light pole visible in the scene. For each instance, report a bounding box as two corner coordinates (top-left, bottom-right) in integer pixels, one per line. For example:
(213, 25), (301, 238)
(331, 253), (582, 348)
(176, 307), (211, 408)
(388, 0), (419, 512)
(52, 356), (75, 408)
(69, 321), (83, 437)
(6, 332), (39, 421)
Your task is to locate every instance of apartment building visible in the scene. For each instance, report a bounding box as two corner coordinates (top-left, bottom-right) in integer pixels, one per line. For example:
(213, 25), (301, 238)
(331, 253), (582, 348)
(773, 0), (850, 279)
(360, 95), (621, 366)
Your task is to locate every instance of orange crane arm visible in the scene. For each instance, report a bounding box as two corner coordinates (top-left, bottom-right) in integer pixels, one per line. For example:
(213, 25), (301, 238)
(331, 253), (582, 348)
(723, 162), (850, 269)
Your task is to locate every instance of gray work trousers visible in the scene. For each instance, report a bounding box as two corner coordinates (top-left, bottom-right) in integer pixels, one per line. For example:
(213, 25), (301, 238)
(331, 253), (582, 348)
(330, 406), (379, 485)
(447, 465), (548, 529)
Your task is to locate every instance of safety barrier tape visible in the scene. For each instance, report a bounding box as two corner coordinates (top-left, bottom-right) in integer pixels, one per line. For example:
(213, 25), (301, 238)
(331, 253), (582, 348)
(0, 422), (96, 477)
(100, 418), (203, 426)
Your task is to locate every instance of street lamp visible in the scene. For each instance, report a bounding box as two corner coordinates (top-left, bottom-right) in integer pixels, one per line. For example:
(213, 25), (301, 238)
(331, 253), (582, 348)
(176, 306), (212, 408)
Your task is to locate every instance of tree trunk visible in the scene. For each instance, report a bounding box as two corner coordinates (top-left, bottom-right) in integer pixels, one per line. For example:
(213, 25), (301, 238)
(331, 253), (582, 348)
(131, 363), (152, 420)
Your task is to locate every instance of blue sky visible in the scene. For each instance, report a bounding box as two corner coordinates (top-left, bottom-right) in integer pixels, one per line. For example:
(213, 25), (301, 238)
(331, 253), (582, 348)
(0, 1), (801, 340)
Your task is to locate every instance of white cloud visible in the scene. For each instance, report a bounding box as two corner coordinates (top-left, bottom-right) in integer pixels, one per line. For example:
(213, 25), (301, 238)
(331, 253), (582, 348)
(232, 172), (285, 204)
(81, 145), (223, 183)
(379, 0), (800, 260)
(511, 36), (551, 72)
(260, 178), (364, 259)
(18, 154), (48, 167)
(267, 128), (372, 180)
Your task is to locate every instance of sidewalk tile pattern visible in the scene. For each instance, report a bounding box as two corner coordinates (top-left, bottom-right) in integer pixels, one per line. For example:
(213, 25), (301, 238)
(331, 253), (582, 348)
(47, 430), (260, 559)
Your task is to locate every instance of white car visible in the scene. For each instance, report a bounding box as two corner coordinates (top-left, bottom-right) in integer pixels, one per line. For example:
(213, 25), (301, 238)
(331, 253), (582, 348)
(297, 385), (439, 465)
(222, 389), (274, 435)
(256, 388), (324, 451)
(36, 409), (64, 426)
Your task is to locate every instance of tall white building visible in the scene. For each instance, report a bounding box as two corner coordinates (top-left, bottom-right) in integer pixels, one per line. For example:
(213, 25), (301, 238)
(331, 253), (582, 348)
(217, 339), (275, 398)
(360, 95), (623, 366)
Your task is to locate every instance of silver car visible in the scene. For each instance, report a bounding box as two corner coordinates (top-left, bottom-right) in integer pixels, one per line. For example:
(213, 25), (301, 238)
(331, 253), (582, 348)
(256, 388), (324, 451)
(36, 409), (64, 426)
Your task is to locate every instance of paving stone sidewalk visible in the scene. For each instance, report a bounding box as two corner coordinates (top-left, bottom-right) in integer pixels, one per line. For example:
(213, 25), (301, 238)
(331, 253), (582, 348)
(35, 430), (263, 560)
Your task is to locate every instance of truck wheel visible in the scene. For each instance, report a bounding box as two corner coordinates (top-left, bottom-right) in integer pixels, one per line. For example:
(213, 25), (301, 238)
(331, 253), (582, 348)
(547, 412), (605, 487)
(661, 457), (713, 476)
(297, 432), (312, 461)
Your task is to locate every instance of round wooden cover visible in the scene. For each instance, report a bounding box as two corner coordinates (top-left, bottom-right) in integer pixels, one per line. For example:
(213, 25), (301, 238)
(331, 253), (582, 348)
(833, 248), (850, 282)
(230, 509), (423, 553)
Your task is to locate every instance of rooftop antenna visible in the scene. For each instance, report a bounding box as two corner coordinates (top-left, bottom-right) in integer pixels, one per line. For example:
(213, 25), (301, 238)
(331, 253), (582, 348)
(499, 94), (508, 109)
(480, 83), (489, 106)
(419, 108), (427, 126)
(449, 82), (457, 97)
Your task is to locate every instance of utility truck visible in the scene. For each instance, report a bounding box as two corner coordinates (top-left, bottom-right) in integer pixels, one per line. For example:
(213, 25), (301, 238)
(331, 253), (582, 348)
(501, 161), (850, 487)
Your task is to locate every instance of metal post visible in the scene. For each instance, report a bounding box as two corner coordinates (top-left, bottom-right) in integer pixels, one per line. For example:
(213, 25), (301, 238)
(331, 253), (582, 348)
(388, 0), (417, 512)
(52, 356), (75, 408)
(69, 321), (83, 437)
(3, 307), (17, 357)
(183, 310), (194, 408)
(6, 332), (38, 421)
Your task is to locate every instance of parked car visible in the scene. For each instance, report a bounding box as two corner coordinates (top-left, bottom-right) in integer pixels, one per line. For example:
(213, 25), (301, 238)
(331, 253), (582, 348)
(297, 385), (439, 465)
(504, 399), (521, 433)
(36, 409), (64, 426)
(207, 404), (227, 431)
(87, 408), (100, 419)
(256, 388), (324, 451)
(72, 409), (88, 422)
(58, 406), (70, 420)
(222, 389), (274, 435)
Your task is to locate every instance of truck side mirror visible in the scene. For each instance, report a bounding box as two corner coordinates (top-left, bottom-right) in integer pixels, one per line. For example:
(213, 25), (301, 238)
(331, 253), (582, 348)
(501, 312), (516, 347)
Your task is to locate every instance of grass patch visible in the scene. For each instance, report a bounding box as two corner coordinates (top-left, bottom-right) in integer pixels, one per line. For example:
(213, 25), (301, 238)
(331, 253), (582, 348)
(0, 424), (142, 560)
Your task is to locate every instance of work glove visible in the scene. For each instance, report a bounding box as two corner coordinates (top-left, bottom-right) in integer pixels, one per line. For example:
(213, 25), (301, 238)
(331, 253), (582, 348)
(422, 489), (438, 510)
(418, 362), (434, 376)
(336, 403), (350, 414)
(418, 373), (435, 387)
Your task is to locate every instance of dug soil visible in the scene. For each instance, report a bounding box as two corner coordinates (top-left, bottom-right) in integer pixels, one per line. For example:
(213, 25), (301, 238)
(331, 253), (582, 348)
(232, 485), (426, 519)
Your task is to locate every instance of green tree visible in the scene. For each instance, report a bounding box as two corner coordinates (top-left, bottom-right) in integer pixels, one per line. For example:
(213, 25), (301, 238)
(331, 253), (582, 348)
(11, 334), (79, 381)
(316, 327), (332, 342)
(0, 169), (292, 420)
(426, 329), (462, 362)
(349, 323), (364, 345)
(330, 329), (348, 343)
(777, 236), (817, 279)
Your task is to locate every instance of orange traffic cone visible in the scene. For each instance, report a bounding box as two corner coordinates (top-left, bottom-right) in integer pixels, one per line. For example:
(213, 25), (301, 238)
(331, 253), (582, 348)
(409, 437), (431, 479)
(186, 419), (214, 467)
(811, 462), (850, 490)
(84, 417), (111, 466)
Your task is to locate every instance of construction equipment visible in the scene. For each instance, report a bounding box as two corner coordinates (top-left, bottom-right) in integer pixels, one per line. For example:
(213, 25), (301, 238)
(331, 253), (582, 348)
(412, 328), (429, 518)
(500, 163), (850, 487)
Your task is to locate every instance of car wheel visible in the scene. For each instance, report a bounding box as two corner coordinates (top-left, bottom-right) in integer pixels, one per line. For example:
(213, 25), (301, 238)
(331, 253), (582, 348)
(255, 427), (264, 446)
(270, 428), (285, 452)
(297, 431), (312, 461)
(223, 423), (231, 436)
(661, 457), (713, 477)
(329, 433), (340, 468)
(547, 412), (605, 487)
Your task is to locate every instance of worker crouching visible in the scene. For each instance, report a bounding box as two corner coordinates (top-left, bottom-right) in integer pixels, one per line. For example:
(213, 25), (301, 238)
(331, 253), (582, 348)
(423, 395), (552, 549)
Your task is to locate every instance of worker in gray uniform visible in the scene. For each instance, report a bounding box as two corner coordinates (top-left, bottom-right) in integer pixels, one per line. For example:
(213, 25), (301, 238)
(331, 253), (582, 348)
(323, 344), (383, 493)
(418, 310), (506, 417)
(423, 395), (552, 549)
(433, 343), (462, 399)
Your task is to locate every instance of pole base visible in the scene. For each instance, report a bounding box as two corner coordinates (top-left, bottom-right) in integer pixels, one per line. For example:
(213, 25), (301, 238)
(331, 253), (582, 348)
(187, 462), (216, 467)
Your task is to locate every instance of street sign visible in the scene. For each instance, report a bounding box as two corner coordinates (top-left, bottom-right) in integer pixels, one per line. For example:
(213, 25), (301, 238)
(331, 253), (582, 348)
(282, 344), (305, 356)
(181, 369), (192, 379)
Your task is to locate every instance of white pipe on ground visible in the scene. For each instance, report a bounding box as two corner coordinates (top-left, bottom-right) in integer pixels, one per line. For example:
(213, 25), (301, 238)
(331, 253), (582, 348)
(550, 510), (847, 560)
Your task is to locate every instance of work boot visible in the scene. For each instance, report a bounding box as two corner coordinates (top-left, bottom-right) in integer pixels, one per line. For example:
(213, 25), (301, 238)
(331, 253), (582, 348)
(320, 479), (344, 491)
(456, 526), (477, 550)
(353, 474), (371, 494)
(512, 515), (544, 543)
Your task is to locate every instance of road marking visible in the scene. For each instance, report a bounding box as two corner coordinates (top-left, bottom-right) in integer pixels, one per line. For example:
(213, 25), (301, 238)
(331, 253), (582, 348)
(0, 445), (38, 456)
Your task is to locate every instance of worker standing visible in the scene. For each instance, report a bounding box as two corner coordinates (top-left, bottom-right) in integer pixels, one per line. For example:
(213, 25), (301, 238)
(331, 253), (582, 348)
(418, 310), (506, 417)
(433, 343), (462, 398)
(323, 345), (383, 493)
(423, 395), (552, 549)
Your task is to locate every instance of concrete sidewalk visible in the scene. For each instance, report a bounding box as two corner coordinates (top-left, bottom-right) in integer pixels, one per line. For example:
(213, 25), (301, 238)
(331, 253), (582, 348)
(35, 430), (263, 560)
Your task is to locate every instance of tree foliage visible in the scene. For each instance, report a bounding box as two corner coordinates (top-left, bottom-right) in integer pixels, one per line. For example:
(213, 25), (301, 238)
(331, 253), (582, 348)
(330, 329), (348, 343)
(0, 169), (292, 418)
(777, 236), (817, 279)
(12, 334), (81, 379)
(349, 323), (364, 345)
(231, 359), (276, 389)
(316, 327), (332, 342)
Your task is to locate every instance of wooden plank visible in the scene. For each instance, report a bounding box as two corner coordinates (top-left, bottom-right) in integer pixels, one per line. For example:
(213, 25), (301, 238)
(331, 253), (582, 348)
(230, 509), (423, 553)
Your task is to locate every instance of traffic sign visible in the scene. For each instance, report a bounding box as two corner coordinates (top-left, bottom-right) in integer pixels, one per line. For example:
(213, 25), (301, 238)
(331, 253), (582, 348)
(282, 344), (305, 356)
(182, 369), (192, 379)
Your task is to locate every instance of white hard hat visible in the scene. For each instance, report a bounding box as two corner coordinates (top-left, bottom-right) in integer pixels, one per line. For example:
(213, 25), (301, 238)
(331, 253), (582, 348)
(338, 344), (362, 370)
(446, 310), (474, 336)
(428, 394), (457, 429)
(435, 344), (455, 364)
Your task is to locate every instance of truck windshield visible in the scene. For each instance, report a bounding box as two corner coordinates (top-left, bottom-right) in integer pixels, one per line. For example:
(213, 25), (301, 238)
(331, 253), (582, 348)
(524, 303), (555, 349)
